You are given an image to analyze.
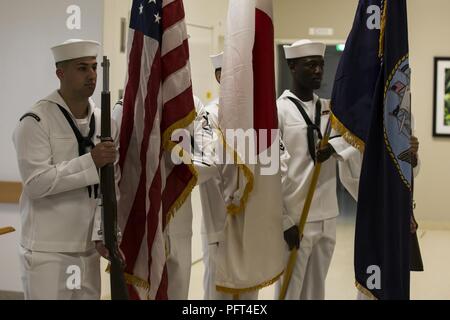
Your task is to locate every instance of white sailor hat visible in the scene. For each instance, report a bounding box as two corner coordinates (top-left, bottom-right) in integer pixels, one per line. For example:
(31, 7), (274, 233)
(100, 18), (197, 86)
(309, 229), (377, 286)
(283, 39), (326, 60)
(51, 39), (101, 63)
(210, 52), (223, 70)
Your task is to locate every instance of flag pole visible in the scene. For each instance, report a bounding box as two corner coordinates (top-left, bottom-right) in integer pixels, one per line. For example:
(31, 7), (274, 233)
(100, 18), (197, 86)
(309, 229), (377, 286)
(278, 118), (332, 300)
(0, 226), (15, 236)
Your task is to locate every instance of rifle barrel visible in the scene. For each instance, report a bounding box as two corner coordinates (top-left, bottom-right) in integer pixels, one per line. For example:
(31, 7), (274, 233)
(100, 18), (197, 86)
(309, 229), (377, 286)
(100, 56), (129, 300)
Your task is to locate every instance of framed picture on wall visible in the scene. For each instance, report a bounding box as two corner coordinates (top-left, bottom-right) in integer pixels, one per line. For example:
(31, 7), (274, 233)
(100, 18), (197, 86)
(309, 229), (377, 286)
(433, 57), (450, 137)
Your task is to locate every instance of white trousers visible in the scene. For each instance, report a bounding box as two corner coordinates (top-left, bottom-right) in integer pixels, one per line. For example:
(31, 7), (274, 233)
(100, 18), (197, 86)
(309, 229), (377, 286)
(166, 234), (192, 300)
(275, 218), (336, 300)
(19, 246), (100, 300)
(202, 239), (258, 300)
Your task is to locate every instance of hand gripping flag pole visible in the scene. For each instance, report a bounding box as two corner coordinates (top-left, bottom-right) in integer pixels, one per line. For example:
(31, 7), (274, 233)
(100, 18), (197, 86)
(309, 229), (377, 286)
(278, 118), (332, 300)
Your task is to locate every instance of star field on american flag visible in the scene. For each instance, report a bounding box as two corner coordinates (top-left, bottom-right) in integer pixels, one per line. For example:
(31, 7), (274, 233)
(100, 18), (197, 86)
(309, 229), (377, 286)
(130, 0), (162, 40)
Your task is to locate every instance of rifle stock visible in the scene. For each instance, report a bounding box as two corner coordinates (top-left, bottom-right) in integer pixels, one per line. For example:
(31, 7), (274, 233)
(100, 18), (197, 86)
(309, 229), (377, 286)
(100, 56), (129, 300)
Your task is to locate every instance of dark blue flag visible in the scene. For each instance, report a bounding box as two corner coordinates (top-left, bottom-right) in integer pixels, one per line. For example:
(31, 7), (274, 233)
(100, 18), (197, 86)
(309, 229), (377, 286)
(331, 0), (382, 150)
(355, 0), (412, 300)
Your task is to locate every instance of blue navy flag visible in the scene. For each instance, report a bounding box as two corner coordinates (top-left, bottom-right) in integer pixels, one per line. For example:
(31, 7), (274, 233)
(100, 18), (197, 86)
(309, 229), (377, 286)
(355, 0), (413, 299)
(331, 0), (382, 151)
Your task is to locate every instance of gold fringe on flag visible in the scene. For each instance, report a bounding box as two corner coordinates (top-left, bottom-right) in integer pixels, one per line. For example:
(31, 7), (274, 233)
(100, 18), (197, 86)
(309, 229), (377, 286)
(161, 109), (199, 224)
(330, 112), (365, 153)
(107, 109), (198, 299)
(218, 129), (254, 216)
(123, 273), (150, 291)
(355, 280), (378, 300)
(379, 0), (388, 58)
(226, 163), (254, 216)
(105, 264), (150, 291)
(216, 270), (283, 295)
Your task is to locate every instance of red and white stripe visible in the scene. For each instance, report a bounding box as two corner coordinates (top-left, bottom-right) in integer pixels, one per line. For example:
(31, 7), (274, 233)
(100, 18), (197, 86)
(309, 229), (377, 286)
(254, 0), (278, 153)
(219, 0), (277, 153)
(219, 0), (277, 213)
(118, 0), (195, 300)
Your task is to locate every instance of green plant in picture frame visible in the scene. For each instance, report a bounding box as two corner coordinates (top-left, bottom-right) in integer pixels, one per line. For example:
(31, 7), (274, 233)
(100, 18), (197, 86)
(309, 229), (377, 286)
(433, 57), (450, 136)
(445, 68), (450, 126)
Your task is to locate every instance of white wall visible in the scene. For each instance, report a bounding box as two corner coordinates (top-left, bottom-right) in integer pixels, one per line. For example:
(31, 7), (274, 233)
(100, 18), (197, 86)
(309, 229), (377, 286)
(184, 0), (228, 36)
(103, 0), (132, 105)
(184, 0), (229, 102)
(274, 0), (358, 41)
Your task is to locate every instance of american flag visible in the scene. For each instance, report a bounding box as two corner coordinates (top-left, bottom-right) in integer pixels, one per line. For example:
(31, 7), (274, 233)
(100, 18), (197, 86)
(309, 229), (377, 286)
(117, 0), (196, 300)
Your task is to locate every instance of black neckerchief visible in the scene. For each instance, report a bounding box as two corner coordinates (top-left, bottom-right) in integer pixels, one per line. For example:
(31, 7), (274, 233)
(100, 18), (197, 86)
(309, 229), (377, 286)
(287, 96), (323, 163)
(58, 105), (98, 198)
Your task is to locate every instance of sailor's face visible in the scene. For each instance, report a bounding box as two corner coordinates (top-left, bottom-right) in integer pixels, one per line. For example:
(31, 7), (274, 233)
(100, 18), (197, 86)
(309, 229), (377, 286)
(291, 56), (324, 90)
(61, 57), (98, 97)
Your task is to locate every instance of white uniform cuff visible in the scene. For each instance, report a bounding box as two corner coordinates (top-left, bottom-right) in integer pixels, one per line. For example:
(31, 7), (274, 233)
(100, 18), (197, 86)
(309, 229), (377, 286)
(81, 153), (100, 186)
(283, 215), (296, 231)
(329, 137), (353, 162)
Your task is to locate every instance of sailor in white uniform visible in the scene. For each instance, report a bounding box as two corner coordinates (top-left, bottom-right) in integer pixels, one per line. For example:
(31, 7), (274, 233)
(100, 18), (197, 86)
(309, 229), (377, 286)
(13, 39), (119, 300)
(275, 39), (356, 300)
(195, 52), (226, 300)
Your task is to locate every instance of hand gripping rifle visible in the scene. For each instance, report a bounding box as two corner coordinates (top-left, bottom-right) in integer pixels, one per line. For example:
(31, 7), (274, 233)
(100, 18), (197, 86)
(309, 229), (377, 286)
(100, 56), (129, 300)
